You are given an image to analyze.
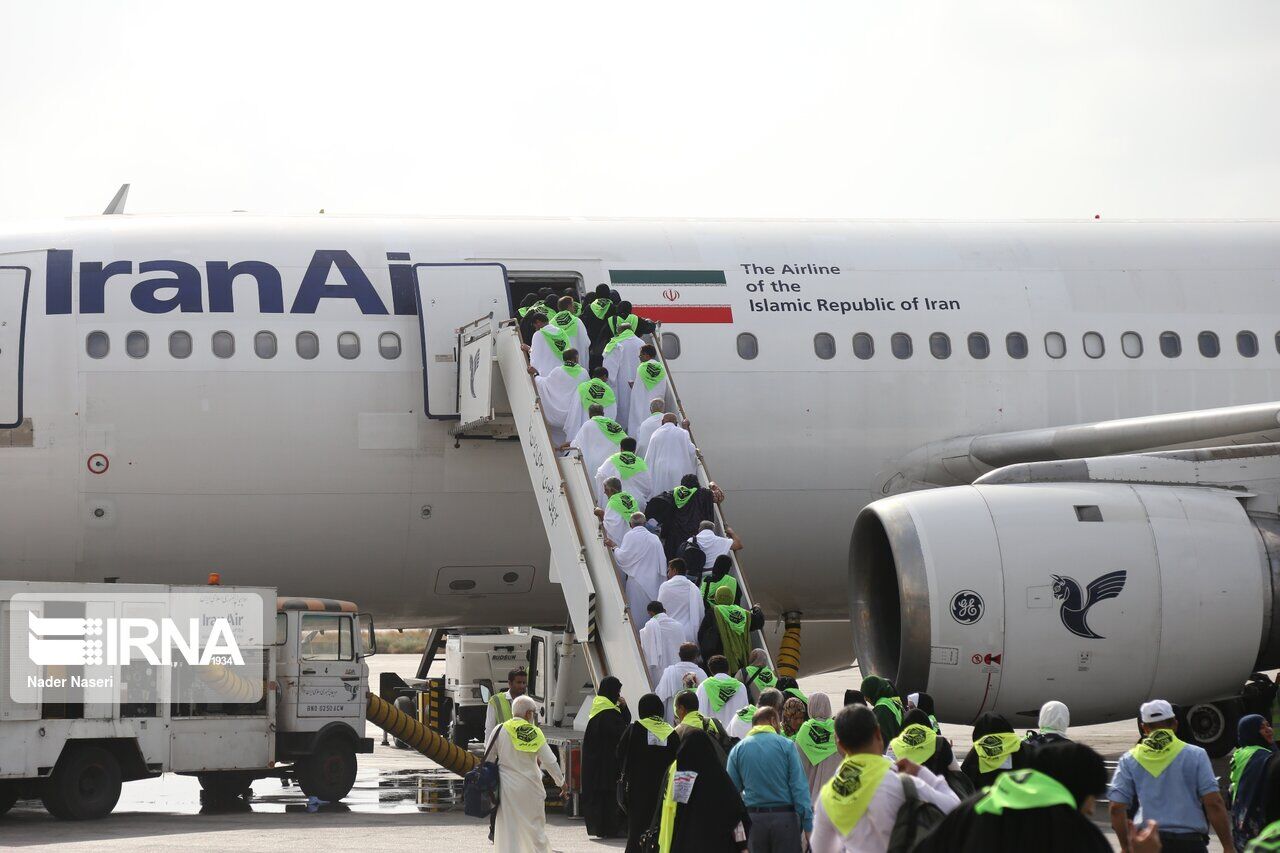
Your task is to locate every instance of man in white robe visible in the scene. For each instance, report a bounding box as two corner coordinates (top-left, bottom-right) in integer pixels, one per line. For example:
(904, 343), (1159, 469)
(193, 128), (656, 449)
(655, 642), (707, 722)
(595, 477), (639, 546)
(602, 328), (645, 432)
(628, 345), (670, 429)
(634, 398), (666, 457)
(690, 519), (742, 566)
(607, 512), (666, 629)
(645, 415), (699, 496)
(657, 558), (704, 644)
(562, 366), (617, 440)
(595, 437), (652, 507)
(534, 348), (586, 446)
(638, 601), (685, 684)
(694, 655), (749, 733)
(525, 313), (571, 378)
(549, 296), (590, 356)
(566, 405), (626, 494)
(484, 694), (565, 853)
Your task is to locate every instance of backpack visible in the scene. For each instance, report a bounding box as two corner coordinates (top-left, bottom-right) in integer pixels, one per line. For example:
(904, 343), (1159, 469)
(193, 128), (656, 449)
(887, 773), (946, 853)
(942, 768), (975, 800)
(676, 539), (705, 575)
(462, 733), (501, 818)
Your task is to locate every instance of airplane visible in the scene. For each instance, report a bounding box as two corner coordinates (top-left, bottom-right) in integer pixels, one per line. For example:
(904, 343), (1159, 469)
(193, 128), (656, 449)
(2, 210), (1280, 753)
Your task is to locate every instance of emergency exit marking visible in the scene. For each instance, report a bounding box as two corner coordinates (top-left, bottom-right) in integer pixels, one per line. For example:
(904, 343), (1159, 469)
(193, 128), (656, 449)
(87, 453), (109, 474)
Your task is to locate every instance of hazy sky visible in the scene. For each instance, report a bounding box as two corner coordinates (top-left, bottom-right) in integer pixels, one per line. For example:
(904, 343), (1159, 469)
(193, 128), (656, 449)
(0, 2), (1276, 221)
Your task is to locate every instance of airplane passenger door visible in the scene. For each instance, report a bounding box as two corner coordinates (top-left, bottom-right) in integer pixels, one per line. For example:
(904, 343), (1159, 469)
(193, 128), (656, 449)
(413, 263), (509, 418)
(0, 265), (30, 428)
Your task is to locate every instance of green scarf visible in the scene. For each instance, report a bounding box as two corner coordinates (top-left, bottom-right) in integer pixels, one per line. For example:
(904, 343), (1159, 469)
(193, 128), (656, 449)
(560, 363), (585, 379)
(784, 686), (808, 704)
(673, 486), (697, 509)
(889, 724), (937, 766)
(637, 359), (667, 391)
(539, 325), (569, 360)
(604, 327), (637, 354)
(796, 718), (838, 766)
(577, 377), (616, 410)
(1233, 745), (1272, 798)
(745, 665), (776, 690)
(974, 732), (1024, 774)
(820, 754), (893, 834)
(712, 604), (751, 676)
(610, 313), (639, 335)
(746, 725), (777, 738)
(1130, 729), (1185, 778)
(702, 674), (742, 713)
(702, 574), (738, 602)
(874, 696), (903, 726)
(591, 416), (626, 444)
(606, 491), (638, 518)
(1250, 819), (1280, 850)
(736, 704), (757, 723)
(501, 717), (547, 753)
(638, 716), (675, 742)
(680, 710), (711, 731)
(589, 694), (620, 720)
(552, 309), (575, 329)
(610, 451), (647, 480)
(929, 714), (941, 734)
(569, 300), (582, 317)
(973, 769), (1076, 815)
(658, 762), (677, 853)
(590, 297), (612, 319)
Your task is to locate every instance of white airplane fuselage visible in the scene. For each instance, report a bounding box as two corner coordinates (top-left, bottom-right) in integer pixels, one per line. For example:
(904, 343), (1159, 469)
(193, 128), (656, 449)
(1, 215), (1278, 668)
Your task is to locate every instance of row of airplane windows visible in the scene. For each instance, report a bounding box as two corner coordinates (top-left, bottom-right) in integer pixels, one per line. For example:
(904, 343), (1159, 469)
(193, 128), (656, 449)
(682, 329), (1279, 361)
(83, 330), (404, 361)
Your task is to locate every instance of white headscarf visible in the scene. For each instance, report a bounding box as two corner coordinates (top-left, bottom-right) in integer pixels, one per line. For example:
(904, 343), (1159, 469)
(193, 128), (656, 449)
(1038, 700), (1070, 735)
(907, 692), (920, 709)
(807, 692), (833, 721)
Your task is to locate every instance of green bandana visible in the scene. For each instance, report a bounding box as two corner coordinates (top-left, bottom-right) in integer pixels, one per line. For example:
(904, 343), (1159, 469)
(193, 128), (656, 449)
(680, 710), (711, 731)
(590, 297), (612, 319)
(659, 763), (677, 852)
(552, 310), (575, 329)
(1130, 729), (1186, 778)
(702, 574), (738, 602)
(673, 486), (697, 509)
(1233, 745), (1272, 798)
(820, 754), (893, 834)
(560, 363), (585, 379)
(606, 491), (638, 519)
(745, 666), (776, 690)
(784, 686), (808, 704)
(589, 694), (620, 720)
(975, 732), (1023, 774)
(577, 377), (616, 410)
(889, 724), (937, 765)
(604, 327), (636, 354)
(518, 305), (533, 318)
(874, 696), (904, 726)
(796, 718), (838, 766)
(714, 604), (749, 636)
(1250, 819), (1280, 850)
(569, 300), (582, 317)
(702, 674), (742, 712)
(736, 704), (758, 723)
(539, 325), (569, 360)
(638, 716), (675, 742)
(973, 769), (1076, 815)
(501, 717), (547, 753)
(611, 451), (647, 480)
(591, 416), (626, 444)
(746, 725), (777, 738)
(610, 314), (639, 335)
(638, 359), (667, 391)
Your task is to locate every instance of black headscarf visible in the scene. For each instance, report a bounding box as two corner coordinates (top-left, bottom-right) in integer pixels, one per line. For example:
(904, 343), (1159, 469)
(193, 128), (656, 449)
(901, 708), (954, 776)
(600, 676), (623, 703)
(618, 693), (679, 853)
(961, 713), (1028, 789)
(664, 729), (747, 852)
(915, 693), (936, 716)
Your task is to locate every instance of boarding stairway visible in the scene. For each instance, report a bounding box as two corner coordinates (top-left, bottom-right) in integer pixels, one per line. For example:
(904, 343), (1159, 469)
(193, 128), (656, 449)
(450, 315), (774, 711)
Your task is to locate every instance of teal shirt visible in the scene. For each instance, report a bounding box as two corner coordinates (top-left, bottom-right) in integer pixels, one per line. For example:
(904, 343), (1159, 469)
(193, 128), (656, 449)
(726, 731), (814, 831)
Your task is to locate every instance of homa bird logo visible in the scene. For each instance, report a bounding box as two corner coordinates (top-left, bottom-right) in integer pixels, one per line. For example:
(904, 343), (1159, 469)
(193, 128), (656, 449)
(1050, 570), (1128, 639)
(468, 349), (481, 399)
(27, 611), (245, 667)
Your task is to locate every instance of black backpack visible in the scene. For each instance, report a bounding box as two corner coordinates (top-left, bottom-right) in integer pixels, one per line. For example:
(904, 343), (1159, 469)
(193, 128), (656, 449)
(887, 773), (947, 853)
(676, 539), (705, 575)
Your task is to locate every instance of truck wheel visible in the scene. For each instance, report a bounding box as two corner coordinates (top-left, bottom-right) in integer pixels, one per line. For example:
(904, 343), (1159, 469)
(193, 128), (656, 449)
(296, 738), (357, 802)
(0, 782), (19, 816)
(197, 771), (255, 799)
(1183, 700), (1240, 758)
(41, 746), (122, 820)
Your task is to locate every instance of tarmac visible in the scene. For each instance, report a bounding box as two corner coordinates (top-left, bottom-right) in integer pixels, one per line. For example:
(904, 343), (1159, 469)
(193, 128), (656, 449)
(2, 654), (1226, 851)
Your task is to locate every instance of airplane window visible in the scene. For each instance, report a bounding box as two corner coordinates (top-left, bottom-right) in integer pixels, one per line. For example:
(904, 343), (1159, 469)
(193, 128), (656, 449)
(1159, 331), (1182, 358)
(1082, 331), (1105, 359)
(169, 331), (192, 359)
(967, 333), (989, 359)
(1198, 331), (1220, 358)
(1237, 331), (1259, 358)
(1121, 331), (1143, 358)
(660, 332), (681, 360)
(338, 331), (361, 360)
(1005, 332), (1028, 359)
(296, 331), (319, 360)
(1044, 332), (1066, 359)
(378, 332), (402, 359)
(736, 332), (758, 360)
(891, 333), (912, 359)
(254, 331), (278, 359)
(86, 331), (109, 359)
(929, 332), (951, 359)
(813, 333), (835, 360)
(852, 333), (874, 360)
(1276, 332), (1280, 355)
(212, 331), (235, 359)
(125, 331), (149, 359)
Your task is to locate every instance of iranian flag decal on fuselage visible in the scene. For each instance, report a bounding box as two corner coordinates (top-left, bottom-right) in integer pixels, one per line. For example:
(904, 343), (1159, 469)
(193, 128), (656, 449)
(608, 269), (733, 324)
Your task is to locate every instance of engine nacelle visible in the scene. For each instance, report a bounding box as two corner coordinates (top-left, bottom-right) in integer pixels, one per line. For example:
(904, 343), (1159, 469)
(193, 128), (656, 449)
(850, 482), (1280, 727)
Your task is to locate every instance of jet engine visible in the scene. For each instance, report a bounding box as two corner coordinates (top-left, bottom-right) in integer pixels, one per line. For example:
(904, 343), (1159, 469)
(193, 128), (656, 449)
(850, 481), (1280, 737)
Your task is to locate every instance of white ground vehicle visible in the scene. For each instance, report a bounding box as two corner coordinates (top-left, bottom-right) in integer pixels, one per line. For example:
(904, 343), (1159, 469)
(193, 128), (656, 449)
(0, 581), (375, 819)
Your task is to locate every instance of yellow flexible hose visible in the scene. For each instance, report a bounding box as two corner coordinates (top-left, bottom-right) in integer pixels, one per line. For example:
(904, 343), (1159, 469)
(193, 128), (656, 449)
(365, 692), (478, 776)
(776, 615), (802, 679)
(195, 664), (264, 703)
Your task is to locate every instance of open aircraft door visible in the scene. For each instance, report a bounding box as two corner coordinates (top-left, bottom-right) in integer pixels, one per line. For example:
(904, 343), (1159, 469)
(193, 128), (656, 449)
(0, 254), (33, 429)
(414, 263), (509, 419)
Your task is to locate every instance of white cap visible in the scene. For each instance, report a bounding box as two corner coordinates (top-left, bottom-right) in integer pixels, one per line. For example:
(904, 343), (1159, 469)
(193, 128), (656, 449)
(1140, 699), (1175, 724)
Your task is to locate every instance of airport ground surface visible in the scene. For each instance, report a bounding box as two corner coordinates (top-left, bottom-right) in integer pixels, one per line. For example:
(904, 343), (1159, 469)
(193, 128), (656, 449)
(5, 655), (1226, 851)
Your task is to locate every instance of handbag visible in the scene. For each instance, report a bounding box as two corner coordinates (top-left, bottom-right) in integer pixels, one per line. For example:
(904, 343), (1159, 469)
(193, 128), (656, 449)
(616, 723), (638, 813)
(463, 733), (501, 819)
